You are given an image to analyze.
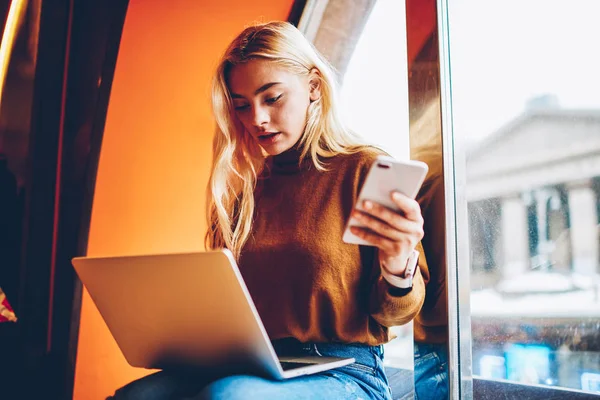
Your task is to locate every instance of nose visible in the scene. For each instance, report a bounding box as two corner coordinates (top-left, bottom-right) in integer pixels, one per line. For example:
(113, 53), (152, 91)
(251, 105), (269, 128)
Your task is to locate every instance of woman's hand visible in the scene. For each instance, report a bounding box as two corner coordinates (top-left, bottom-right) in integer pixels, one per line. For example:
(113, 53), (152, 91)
(349, 191), (424, 276)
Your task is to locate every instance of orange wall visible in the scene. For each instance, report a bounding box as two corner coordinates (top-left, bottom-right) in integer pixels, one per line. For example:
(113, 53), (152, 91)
(73, 0), (293, 398)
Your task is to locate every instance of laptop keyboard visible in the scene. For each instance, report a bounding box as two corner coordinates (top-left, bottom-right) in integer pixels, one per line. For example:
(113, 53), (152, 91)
(280, 361), (318, 371)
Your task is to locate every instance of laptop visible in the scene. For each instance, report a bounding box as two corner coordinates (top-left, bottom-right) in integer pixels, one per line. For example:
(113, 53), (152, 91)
(71, 249), (354, 380)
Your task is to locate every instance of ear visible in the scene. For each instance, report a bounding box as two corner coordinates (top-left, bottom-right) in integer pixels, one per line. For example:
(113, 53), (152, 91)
(308, 68), (322, 102)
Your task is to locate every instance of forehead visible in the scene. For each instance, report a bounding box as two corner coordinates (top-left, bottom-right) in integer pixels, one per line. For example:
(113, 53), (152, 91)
(227, 59), (302, 96)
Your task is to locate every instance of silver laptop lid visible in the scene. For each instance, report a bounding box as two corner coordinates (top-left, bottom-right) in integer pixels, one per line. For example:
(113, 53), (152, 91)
(72, 250), (281, 376)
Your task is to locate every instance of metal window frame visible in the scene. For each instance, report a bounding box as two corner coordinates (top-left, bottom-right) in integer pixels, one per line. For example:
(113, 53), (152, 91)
(436, 0), (474, 397)
(296, 0), (330, 41)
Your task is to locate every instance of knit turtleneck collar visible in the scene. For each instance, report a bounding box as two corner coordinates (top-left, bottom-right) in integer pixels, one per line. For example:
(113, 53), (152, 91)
(269, 144), (312, 174)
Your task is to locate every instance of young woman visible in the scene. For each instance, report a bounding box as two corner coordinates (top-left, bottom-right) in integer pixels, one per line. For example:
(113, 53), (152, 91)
(111, 21), (427, 400)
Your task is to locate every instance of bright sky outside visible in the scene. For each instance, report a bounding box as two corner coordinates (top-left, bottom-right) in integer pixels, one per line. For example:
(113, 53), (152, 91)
(449, 0), (600, 144)
(341, 0), (410, 160)
(341, 0), (600, 151)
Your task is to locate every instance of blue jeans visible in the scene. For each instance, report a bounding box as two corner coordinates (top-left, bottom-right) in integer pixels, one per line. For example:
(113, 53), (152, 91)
(413, 343), (449, 400)
(110, 339), (395, 400)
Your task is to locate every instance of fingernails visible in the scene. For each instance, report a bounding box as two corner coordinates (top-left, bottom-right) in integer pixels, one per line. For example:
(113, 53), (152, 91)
(350, 226), (364, 236)
(363, 200), (373, 210)
(392, 192), (402, 201)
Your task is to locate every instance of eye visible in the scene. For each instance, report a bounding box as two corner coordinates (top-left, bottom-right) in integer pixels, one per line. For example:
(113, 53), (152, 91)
(234, 103), (250, 111)
(266, 94), (283, 104)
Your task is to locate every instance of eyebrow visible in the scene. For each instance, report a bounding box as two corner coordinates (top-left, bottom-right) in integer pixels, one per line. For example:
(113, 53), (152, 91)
(231, 82), (282, 99)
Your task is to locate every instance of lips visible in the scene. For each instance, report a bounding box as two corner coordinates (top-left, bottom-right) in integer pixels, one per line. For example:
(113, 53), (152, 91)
(257, 132), (281, 143)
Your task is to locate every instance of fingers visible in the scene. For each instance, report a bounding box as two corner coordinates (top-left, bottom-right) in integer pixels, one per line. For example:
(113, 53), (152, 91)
(390, 192), (423, 222)
(352, 209), (421, 240)
(349, 192), (424, 259)
(358, 194), (423, 232)
(349, 225), (416, 258)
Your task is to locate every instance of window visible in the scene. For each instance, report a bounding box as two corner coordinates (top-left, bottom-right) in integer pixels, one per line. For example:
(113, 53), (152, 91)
(445, 0), (600, 395)
(305, 0), (416, 371)
(340, 0), (411, 161)
(343, 1), (415, 372)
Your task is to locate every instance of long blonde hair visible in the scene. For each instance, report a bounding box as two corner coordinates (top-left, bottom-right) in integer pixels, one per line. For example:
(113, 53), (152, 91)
(205, 21), (366, 258)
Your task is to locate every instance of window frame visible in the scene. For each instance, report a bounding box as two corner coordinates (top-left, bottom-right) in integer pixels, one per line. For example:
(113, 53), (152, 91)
(436, 0), (474, 397)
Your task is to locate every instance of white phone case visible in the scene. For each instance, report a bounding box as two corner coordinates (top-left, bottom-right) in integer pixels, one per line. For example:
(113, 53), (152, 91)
(342, 155), (429, 246)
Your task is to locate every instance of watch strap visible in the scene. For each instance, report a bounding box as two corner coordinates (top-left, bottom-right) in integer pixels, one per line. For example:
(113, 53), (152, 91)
(381, 249), (419, 289)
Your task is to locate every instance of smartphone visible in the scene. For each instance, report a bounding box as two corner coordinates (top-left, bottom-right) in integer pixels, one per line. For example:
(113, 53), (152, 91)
(342, 155), (429, 246)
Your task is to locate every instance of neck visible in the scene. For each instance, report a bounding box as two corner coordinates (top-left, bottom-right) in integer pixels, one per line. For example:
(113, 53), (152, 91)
(270, 141), (311, 173)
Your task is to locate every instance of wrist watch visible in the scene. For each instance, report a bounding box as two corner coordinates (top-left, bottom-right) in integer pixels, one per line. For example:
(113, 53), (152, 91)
(381, 250), (419, 289)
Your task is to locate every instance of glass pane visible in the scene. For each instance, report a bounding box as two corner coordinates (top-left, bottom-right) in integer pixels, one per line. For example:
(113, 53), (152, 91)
(325, 0), (413, 370)
(447, 0), (600, 395)
(340, 0), (410, 161)
(304, 0), (420, 397)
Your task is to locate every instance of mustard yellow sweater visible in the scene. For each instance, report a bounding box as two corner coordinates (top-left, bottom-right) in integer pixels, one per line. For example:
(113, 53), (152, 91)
(413, 149), (448, 344)
(238, 147), (426, 346)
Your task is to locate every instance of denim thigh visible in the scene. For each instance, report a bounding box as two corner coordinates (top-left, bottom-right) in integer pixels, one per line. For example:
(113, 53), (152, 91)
(413, 342), (449, 400)
(273, 339), (393, 400)
(110, 340), (393, 400)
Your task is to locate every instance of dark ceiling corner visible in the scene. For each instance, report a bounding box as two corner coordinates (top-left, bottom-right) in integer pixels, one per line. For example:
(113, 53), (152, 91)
(287, 0), (307, 26)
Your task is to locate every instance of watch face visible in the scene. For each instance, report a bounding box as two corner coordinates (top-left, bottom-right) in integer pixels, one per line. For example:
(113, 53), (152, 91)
(403, 250), (419, 279)
(380, 250), (419, 289)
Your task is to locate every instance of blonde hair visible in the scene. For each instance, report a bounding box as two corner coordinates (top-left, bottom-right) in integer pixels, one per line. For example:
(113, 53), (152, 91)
(205, 21), (366, 258)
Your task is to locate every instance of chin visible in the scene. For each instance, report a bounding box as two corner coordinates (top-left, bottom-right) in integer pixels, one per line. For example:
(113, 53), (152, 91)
(262, 142), (294, 156)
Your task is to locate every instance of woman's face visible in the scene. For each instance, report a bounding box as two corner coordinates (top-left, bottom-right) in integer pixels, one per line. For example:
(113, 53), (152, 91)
(227, 59), (320, 156)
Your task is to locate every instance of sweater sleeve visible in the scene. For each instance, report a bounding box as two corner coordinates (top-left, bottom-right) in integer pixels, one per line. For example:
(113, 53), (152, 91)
(368, 242), (427, 327)
(348, 148), (427, 327)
